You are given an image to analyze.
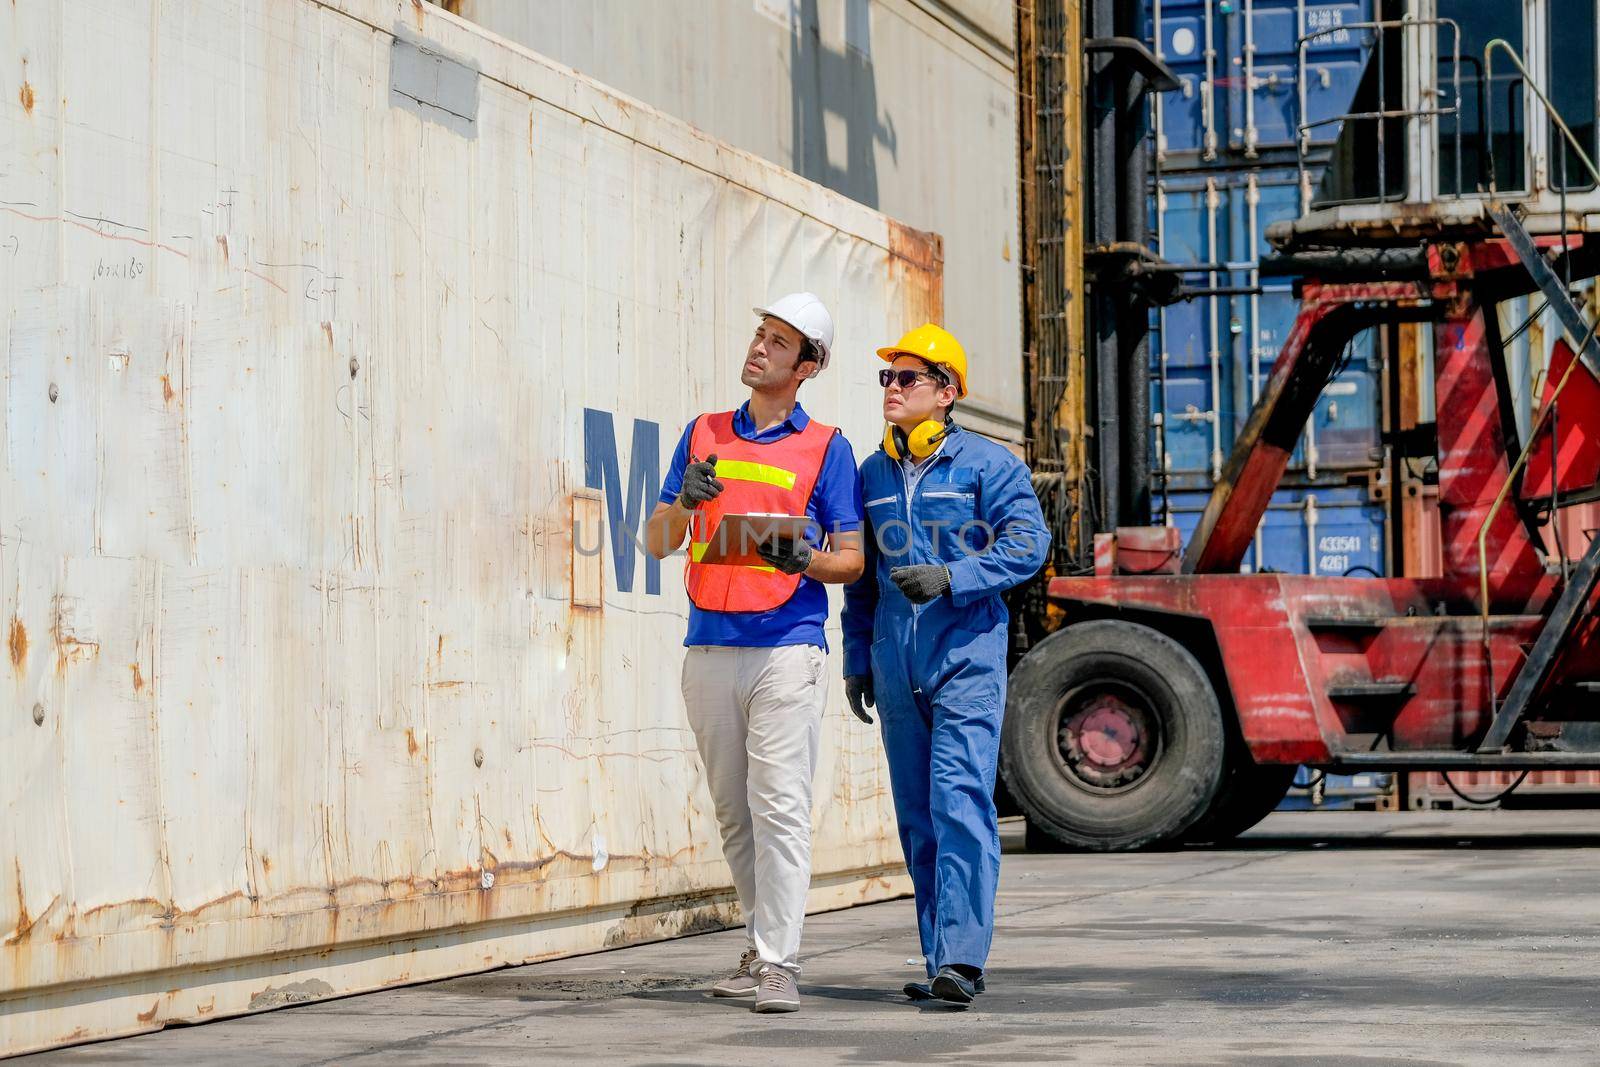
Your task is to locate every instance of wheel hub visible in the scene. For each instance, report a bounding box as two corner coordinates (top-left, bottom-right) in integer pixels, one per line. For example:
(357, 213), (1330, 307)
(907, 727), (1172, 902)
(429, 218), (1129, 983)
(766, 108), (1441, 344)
(1058, 689), (1157, 789)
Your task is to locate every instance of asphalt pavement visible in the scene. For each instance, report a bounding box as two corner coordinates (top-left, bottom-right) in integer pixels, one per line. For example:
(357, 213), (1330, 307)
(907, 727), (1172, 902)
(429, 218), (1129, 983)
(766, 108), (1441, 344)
(33, 810), (1600, 1066)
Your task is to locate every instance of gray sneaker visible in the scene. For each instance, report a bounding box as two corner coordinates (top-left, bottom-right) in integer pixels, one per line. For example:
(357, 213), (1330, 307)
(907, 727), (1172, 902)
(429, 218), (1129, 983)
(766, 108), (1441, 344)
(710, 949), (760, 998)
(753, 966), (800, 1013)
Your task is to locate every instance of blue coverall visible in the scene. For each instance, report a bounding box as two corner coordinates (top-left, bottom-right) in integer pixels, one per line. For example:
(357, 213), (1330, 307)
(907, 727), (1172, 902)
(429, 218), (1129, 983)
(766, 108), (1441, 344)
(842, 426), (1050, 976)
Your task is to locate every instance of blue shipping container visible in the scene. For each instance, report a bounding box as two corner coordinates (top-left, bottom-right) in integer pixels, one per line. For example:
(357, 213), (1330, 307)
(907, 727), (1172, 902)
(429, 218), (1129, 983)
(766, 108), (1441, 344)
(1150, 2), (1389, 820)
(1278, 766), (1396, 811)
(1157, 485), (1386, 577)
(1152, 0), (1375, 160)
(1153, 167), (1381, 480)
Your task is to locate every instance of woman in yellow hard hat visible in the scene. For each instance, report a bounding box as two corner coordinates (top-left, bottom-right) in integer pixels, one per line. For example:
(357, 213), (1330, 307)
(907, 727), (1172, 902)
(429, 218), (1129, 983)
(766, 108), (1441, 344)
(841, 323), (1050, 1004)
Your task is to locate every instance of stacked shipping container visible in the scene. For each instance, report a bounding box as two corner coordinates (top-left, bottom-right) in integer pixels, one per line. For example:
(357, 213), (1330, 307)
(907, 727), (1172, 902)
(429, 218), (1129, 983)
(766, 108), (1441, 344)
(1148, 2), (1600, 811)
(1150, 0), (1384, 576)
(1148, 0), (1390, 806)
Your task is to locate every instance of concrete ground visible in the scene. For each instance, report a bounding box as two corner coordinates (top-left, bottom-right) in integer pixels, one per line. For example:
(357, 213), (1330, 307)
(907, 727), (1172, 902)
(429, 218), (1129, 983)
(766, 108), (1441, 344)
(34, 810), (1600, 1066)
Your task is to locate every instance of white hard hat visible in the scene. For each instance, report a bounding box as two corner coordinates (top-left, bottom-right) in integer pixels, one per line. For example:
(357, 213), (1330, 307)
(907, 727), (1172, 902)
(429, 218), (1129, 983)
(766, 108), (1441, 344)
(754, 292), (835, 370)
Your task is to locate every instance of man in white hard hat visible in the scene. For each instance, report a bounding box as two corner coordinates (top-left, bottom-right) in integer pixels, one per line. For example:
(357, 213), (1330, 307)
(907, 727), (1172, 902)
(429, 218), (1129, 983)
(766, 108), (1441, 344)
(645, 293), (865, 1014)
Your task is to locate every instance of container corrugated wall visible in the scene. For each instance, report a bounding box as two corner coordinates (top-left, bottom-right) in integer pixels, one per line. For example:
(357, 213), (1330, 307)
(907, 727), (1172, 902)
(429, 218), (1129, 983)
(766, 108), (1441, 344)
(1153, 0), (1373, 162)
(0, 0), (930, 1053)
(435, 0), (1025, 445)
(1154, 167), (1381, 487)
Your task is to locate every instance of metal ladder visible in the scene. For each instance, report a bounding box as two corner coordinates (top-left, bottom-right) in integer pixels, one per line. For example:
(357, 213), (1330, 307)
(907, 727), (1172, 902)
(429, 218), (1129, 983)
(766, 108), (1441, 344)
(1476, 204), (1600, 753)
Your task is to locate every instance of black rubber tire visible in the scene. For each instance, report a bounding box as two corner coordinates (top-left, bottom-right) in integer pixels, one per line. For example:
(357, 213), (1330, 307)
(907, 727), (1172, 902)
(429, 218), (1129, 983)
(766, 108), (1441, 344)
(1002, 619), (1227, 852)
(1181, 760), (1298, 845)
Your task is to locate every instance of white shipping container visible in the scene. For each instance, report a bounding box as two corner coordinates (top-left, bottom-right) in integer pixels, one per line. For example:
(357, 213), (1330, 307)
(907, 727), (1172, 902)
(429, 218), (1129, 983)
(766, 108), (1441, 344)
(440, 0), (1023, 443)
(0, 0), (936, 1053)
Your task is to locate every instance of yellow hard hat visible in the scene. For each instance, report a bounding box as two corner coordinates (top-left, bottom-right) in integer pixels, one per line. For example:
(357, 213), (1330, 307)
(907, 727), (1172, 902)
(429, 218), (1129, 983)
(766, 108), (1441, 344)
(876, 323), (968, 399)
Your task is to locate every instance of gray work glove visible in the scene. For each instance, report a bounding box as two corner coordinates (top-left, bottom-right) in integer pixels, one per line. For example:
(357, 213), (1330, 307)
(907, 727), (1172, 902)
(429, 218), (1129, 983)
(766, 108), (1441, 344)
(890, 564), (951, 605)
(845, 674), (875, 724)
(677, 453), (724, 509)
(757, 538), (813, 575)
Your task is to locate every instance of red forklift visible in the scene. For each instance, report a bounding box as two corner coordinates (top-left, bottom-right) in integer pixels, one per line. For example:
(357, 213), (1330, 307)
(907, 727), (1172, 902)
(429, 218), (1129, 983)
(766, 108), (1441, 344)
(1006, 10), (1600, 850)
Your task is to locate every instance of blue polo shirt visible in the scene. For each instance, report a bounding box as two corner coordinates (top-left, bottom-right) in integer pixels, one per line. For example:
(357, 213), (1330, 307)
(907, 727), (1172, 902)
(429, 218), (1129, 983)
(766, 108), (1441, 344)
(660, 401), (863, 649)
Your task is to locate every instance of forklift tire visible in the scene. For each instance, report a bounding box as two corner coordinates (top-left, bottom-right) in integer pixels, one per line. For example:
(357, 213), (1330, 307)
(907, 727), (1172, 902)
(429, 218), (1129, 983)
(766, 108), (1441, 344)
(1181, 761), (1298, 845)
(1002, 619), (1227, 852)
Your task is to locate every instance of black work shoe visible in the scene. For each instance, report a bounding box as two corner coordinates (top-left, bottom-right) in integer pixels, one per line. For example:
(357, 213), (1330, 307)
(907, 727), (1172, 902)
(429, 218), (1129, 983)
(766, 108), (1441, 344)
(931, 966), (977, 1004)
(907, 973), (985, 1001)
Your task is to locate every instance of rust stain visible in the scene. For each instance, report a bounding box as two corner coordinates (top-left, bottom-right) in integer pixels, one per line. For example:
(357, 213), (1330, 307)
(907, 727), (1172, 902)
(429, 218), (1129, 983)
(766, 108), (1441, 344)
(6, 861), (59, 946)
(405, 728), (419, 757)
(136, 1001), (159, 1023)
(53, 635), (99, 672)
(161, 373), (175, 404)
(78, 895), (163, 921)
(216, 234), (229, 265)
(18, 843), (687, 938)
(888, 221), (945, 325)
(131, 662), (144, 693)
(8, 859), (28, 944)
(18, 80), (33, 114)
(7, 616), (25, 670)
(260, 854), (272, 873)
(52, 595), (101, 672)
(427, 679), (466, 690)
(321, 321), (333, 348)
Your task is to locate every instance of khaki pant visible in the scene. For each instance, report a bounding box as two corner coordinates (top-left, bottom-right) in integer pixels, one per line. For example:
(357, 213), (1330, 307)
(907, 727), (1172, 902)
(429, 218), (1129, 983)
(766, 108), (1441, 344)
(681, 644), (827, 975)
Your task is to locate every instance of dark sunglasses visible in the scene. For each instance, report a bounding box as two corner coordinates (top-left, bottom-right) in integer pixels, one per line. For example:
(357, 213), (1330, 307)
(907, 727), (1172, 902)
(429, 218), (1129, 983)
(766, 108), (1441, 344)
(879, 368), (945, 389)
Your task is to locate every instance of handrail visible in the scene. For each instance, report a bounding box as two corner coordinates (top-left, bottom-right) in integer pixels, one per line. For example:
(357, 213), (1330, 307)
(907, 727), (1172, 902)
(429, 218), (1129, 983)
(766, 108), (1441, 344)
(1476, 326), (1592, 634)
(1473, 46), (1600, 627)
(1294, 17), (1461, 209)
(1475, 322), (1589, 729)
(1483, 38), (1600, 191)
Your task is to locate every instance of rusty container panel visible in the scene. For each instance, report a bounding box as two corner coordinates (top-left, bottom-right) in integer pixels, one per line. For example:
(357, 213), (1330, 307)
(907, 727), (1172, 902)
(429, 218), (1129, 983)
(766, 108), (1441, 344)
(0, 0), (930, 1053)
(1407, 770), (1600, 810)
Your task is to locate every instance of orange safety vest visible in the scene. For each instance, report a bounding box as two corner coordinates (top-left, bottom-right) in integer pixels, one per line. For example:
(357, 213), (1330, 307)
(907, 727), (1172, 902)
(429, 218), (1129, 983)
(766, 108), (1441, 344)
(684, 411), (835, 613)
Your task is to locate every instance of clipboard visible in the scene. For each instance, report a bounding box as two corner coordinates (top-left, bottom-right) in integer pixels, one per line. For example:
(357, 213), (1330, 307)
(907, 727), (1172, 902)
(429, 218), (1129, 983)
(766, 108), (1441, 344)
(697, 512), (817, 567)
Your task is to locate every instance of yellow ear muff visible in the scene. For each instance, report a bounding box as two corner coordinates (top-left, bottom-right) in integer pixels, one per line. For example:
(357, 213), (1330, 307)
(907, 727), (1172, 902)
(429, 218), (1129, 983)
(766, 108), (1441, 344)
(882, 423), (904, 460)
(882, 421), (950, 461)
(904, 421), (949, 459)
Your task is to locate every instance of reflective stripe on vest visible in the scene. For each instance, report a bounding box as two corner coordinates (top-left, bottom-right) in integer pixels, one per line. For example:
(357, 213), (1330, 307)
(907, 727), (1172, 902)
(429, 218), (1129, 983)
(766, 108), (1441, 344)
(713, 459), (798, 491)
(689, 541), (778, 573)
(684, 411), (835, 613)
